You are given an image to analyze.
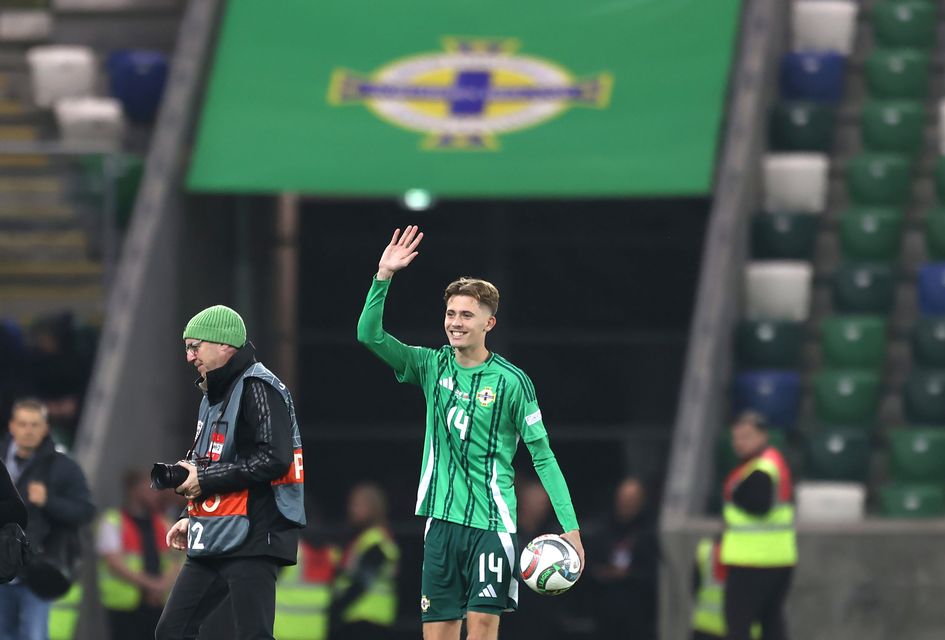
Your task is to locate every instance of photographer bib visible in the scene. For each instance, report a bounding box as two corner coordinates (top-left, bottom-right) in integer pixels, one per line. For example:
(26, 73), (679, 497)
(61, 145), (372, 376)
(187, 363), (305, 557)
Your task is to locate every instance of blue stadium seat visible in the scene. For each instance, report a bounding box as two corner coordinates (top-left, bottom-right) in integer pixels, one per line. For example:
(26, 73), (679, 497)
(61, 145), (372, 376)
(732, 370), (801, 429)
(780, 51), (846, 103)
(918, 264), (945, 315)
(107, 49), (169, 123)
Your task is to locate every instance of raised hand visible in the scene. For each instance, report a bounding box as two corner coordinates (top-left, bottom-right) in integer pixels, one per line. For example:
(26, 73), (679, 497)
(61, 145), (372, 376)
(377, 225), (424, 280)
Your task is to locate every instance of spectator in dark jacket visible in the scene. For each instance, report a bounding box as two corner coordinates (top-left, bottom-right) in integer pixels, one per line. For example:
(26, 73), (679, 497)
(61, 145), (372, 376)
(0, 398), (95, 640)
(588, 476), (660, 640)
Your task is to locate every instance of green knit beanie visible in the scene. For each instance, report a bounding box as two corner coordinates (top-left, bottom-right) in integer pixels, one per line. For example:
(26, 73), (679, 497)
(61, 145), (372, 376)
(183, 305), (246, 348)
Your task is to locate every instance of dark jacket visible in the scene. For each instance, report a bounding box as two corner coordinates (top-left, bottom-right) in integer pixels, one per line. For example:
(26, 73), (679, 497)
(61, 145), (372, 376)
(190, 343), (299, 564)
(0, 435), (94, 551)
(0, 460), (26, 529)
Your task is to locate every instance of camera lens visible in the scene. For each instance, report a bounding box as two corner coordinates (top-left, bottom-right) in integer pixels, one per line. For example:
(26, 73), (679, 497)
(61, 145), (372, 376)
(150, 463), (190, 490)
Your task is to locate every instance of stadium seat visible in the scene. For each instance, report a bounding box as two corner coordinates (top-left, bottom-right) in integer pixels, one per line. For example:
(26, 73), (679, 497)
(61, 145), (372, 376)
(813, 369), (881, 426)
(846, 153), (912, 206)
(861, 100), (924, 155)
(763, 153), (829, 213)
(769, 102), (835, 152)
(872, 1), (936, 50)
(792, 1), (858, 56)
(925, 208), (945, 260)
(911, 317), (945, 367)
(751, 212), (819, 259)
(888, 429), (945, 483)
(820, 315), (887, 369)
(832, 263), (895, 313)
(732, 371), (801, 429)
(735, 320), (804, 368)
(880, 483), (945, 517)
(902, 370), (945, 424)
(780, 51), (846, 103)
(717, 429), (787, 479)
(805, 427), (871, 481)
(107, 49), (169, 123)
(796, 482), (865, 523)
(918, 264), (945, 315)
(865, 49), (929, 99)
(838, 207), (903, 261)
(26, 45), (96, 108)
(934, 157), (945, 203)
(745, 261), (813, 321)
(54, 97), (125, 145)
(79, 154), (144, 228)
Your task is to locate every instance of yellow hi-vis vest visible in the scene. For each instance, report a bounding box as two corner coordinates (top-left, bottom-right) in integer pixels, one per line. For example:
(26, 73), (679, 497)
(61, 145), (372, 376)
(334, 526), (399, 626)
(48, 583), (81, 640)
(691, 539), (762, 639)
(721, 446), (797, 567)
(273, 542), (334, 640)
(692, 538), (726, 637)
(97, 508), (172, 611)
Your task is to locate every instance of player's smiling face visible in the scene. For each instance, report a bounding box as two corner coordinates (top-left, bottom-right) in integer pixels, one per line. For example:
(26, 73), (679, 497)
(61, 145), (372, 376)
(444, 295), (495, 350)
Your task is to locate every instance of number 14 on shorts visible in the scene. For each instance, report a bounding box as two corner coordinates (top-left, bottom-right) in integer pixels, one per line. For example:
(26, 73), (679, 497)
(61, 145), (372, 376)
(479, 552), (503, 583)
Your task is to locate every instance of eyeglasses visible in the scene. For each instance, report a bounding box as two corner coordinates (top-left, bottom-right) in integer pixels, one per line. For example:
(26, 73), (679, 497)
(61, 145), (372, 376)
(184, 340), (203, 355)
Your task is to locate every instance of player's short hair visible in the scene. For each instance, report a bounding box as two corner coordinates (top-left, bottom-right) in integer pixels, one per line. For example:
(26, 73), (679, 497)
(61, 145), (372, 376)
(444, 277), (500, 315)
(10, 397), (48, 422)
(731, 410), (768, 432)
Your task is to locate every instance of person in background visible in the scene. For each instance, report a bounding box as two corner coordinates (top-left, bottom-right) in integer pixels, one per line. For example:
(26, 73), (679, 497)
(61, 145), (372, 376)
(330, 483), (400, 640)
(588, 476), (659, 640)
(274, 524), (337, 640)
(500, 477), (562, 639)
(721, 411), (796, 640)
(691, 536), (761, 640)
(0, 458), (28, 583)
(26, 315), (86, 448)
(96, 469), (179, 640)
(0, 398), (95, 640)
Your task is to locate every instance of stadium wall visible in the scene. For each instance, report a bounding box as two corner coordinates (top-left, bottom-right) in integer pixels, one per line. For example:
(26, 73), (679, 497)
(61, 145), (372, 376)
(660, 1), (945, 639)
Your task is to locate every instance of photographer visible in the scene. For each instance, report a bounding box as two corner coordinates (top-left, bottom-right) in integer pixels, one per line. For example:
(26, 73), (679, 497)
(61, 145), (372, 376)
(0, 398), (94, 640)
(155, 306), (306, 640)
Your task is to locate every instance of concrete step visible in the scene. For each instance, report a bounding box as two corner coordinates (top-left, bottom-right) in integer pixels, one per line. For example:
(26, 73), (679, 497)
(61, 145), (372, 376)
(0, 260), (103, 289)
(0, 229), (87, 259)
(0, 284), (103, 326)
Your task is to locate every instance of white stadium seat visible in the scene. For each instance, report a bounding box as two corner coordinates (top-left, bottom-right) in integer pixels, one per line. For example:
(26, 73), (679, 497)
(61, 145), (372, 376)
(27, 45), (96, 108)
(55, 96), (125, 145)
(0, 10), (53, 42)
(796, 481), (866, 523)
(745, 261), (813, 321)
(792, 1), (858, 56)
(763, 153), (829, 213)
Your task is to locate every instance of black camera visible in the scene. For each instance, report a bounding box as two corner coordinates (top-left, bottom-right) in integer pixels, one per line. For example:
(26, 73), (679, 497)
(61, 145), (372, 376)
(150, 463), (190, 490)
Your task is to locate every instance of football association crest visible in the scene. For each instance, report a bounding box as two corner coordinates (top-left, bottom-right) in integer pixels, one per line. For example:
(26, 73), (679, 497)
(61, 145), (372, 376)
(328, 37), (612, 150)
(477, 387), (497, 407)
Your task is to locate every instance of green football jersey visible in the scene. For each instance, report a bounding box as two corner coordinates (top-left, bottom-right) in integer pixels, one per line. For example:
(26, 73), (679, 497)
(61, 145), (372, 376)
(359, 278), (547, 533)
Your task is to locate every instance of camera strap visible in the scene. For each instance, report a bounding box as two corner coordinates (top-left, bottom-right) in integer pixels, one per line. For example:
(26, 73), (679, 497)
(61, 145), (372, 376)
(188, 372), (244, 461)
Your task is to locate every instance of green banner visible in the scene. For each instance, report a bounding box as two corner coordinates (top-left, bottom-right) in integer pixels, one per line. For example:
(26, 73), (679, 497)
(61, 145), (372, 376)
(188, 0), (742, 197)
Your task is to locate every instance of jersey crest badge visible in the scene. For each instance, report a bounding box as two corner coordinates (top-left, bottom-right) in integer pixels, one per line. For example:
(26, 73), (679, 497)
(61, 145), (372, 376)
(420, 595), (431, 612)
(477, 387), (497, 407)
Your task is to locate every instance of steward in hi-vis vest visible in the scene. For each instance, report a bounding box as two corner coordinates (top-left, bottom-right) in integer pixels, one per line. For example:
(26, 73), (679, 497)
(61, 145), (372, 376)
(330, 483), (400, 640)
(719, 412), (796, 640)
(157, 305), (306, 640)
(691, 537), (760, 640)
(274, 540), (337, 640)
(98, 467), (180, 640)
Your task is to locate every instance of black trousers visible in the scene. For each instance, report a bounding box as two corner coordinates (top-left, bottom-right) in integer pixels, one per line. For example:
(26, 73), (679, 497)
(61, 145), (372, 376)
(724, 566), (793, 640)
(692, 632), (722, 640)
(155, 556), (278, 640)
(108, 604), (163, 640)
(332, 621), (393, 640)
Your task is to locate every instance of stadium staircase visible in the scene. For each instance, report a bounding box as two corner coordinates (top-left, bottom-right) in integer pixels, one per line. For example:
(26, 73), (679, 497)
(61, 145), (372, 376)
(0, 0), (181, 328)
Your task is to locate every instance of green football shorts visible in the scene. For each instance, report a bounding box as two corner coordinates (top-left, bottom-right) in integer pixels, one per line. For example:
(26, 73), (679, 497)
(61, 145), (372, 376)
(420, 518), (519, 622)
